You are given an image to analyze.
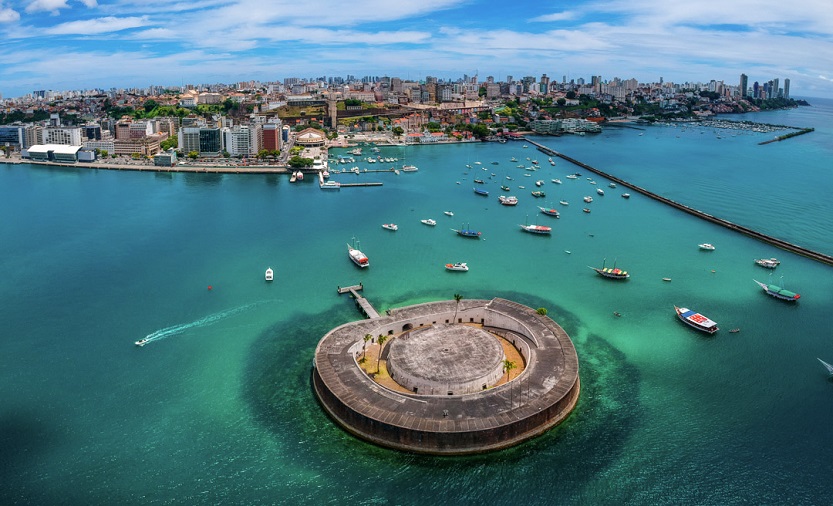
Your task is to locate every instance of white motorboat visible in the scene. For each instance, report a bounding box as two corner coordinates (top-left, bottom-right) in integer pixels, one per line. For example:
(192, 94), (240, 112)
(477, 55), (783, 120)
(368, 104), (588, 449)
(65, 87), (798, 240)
(382, 223), (398, 231)
(596, 188), (605, 195)
(445, 262), (469, 272)
(444, 211), (454, 217)
(699, 243), (716, 251)
(265, 267), (274, 281)
(421, 219), (437, 226)
(135, 338), (149, 347)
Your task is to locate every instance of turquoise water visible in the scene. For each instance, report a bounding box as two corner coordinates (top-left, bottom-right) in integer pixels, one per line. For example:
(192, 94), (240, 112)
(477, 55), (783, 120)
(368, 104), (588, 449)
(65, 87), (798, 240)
(2, 99), (833, 504)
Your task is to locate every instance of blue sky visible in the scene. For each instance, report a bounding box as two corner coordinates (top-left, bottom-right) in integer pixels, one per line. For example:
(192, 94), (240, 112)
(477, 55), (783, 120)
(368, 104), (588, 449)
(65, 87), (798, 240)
(1, 0), (832, 99)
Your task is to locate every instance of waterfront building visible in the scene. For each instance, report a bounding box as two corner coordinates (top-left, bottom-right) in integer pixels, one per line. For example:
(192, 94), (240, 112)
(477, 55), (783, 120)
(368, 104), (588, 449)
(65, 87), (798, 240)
(178, 127), (201, 154)
(294, 128), (326, 148)
(44, 127), (82, 146)
(198, 127), (223, 157)
(26, 143), (81, 162)
(223, 124), (260, 157)
(262, 123), (282, 152)
(0, 125), (25, 150)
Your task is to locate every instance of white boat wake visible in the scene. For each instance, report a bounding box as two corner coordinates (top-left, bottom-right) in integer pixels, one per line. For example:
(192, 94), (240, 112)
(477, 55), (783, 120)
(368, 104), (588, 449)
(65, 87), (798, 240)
(135, 302), (261, 347)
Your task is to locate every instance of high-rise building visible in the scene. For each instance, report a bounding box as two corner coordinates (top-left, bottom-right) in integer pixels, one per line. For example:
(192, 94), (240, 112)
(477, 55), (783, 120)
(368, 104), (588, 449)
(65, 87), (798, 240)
(784, 78), (790, 99)
(262, 123), (281, 152)
(739, 74), (748, 97)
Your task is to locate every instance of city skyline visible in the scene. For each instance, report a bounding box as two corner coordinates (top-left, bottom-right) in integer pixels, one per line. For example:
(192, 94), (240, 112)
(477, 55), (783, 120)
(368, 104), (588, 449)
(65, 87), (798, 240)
(1, 0), (832, 99)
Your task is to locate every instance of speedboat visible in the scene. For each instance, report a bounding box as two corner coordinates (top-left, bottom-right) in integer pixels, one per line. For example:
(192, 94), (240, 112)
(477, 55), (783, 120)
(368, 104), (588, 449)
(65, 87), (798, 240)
(421, 219), (437, 226)
(499, 195), (518, 206)
(622, 193), (631, 199)
(135, 338), (150, 347)
(596, 188), (605, 195)
(754, 258), (780, 269)
(444, 211), (454, 217)
(674, 305), (718, 334)
(265, 267), (274, 281)
(382, 223), (398, 231)
(552, 179), (562, 184)
(699, 243), (715, 251)
(445, 262), (469, 272)
(347, 240), (369, 268)
(583, 196), (593, 203)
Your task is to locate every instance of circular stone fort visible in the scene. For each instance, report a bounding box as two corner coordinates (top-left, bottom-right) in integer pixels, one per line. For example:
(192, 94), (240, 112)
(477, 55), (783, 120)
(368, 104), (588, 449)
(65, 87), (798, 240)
(312, 297), (580, 455)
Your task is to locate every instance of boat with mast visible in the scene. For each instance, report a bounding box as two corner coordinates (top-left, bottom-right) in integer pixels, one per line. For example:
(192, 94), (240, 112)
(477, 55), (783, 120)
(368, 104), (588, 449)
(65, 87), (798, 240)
(519, 216), (551, 235)
(589, 259), (629, 279)
(452, 224), (482, 238)
(347, 238), (369, 268)
(537, 205), (560, 217)
(753, 278), (800, 301)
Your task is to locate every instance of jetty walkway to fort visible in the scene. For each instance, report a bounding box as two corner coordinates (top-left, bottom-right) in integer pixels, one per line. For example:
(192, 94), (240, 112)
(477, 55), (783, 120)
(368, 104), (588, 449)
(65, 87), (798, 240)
(314, 292), (580, 455)
(524, 138), (833, 267)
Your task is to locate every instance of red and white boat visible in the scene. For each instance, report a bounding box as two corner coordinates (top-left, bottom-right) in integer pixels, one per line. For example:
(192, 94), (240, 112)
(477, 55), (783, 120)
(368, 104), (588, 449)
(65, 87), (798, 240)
(519, 223), (552, 235)
(445, 262), (469, 272)
(347, 240), (369, 268)
(674, 305), (718, 334)
(499, 195), (518, 206)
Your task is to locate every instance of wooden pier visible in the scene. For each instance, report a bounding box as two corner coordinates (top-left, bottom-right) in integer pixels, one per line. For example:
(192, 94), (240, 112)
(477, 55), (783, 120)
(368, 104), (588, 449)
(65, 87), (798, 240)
(337, 283), (381, 318)
(522, 137), (833, 267)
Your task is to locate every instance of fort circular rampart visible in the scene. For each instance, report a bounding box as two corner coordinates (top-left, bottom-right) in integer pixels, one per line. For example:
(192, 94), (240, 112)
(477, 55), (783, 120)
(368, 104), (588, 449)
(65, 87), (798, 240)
(312, 297), (580, 455)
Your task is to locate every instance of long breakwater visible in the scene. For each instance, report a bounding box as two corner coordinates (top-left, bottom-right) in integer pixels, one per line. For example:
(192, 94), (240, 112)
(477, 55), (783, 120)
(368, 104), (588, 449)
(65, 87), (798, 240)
(525, 138), (833, 267)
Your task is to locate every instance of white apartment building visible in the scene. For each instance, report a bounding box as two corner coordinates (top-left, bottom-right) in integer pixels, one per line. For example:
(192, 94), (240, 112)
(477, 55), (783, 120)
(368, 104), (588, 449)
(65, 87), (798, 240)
(44, 127), (83, 146)
(222, 124), (261, 157)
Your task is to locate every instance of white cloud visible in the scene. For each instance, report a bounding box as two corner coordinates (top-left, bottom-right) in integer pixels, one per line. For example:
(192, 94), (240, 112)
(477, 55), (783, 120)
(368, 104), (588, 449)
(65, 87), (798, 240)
(25, 0), (70, 14)
(79, 0), (98, 7)
(530, 11), (578, 23)
(0, 6), (20, 22)
(44, 16), (149, 34)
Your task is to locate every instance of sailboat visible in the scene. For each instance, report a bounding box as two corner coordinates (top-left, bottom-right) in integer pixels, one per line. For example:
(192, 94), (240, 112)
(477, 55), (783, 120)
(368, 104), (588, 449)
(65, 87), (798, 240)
(753, 275), (800, 301)
(817, 358), (833, 376)
(589, 258), (629, 279)
(519, 215), (551, 235)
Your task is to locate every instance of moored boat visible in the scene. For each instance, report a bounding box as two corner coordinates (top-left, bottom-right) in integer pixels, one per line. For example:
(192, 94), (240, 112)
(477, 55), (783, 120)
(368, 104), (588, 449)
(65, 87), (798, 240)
(444, 211), (454, 217)
(265, 267), (274, 281)
(596, 188), (605, 195)
(473, 187), (489, 196)
(382, 223), (398, 231)
(499, 195), (519, 206)
(421, 219), (437, 226)
(559, 200), (569, 206)
(699, 243), (715, 251)
(754, 258), (780, 269)
(552, 179), (562, 184)
(582, 208), (591, 213)
(674, 305), (719, 334)
(538, 206), (560, 217)
(445, 262), (469, 272)
(589, 259), (629, 279)
(319, 180), (341, 190)
(583, 196), (593, 203)
(753, 279), (800, 301)
(531, 191), (545, 198)
(609, 183), (617, 188)
(622, 193), (631, 199)
(520, 224), (552, 234)
(347, 239), (369, 268)
(401, 165), (419, 172)
(452, 224), (482, 238)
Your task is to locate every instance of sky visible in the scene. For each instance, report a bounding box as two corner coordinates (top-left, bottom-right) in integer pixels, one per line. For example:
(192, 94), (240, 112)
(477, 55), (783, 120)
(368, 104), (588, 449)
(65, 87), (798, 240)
(1, 0), (833, 99)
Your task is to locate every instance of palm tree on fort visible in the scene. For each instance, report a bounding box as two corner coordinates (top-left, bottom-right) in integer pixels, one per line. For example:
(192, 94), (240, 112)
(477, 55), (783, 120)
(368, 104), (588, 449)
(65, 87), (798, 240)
(502, 359), (517, 382)
(376, 334), (388, 374)
(453, 293), (463, 323)
(362, 333), (372, 361)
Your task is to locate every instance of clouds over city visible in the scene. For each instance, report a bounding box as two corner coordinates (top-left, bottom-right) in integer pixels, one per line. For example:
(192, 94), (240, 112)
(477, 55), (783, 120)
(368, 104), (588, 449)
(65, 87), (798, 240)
(1, 0), (832, 98)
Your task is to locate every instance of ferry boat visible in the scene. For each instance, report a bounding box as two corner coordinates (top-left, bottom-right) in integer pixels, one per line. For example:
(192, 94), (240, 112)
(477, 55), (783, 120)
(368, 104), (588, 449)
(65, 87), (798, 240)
(596, 188), (605, 196)
(473, 188), (489, 196)
(347, 240), (369, 268)
(452, 225), (482, 238)
(589, 259), (629, 280)
(753, 279), (800, 301)
(382, 223), (398, 231)
(421, 219), (437, 226)
(698, 243), (716, 251)
(499, 195), (518, 206)
(674, 305), (719, 334)
(445, 262), (469, 272)
(265, 267), (274, 281)
(319, 180), (341, 190)
(135, 338), (150, 347)
(519, 223), (552, 235)
(583, 196), (593, 203)
(754, 258), (780, 269)
(531, 191), (545, 198)
(537, 206), (560, 217)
